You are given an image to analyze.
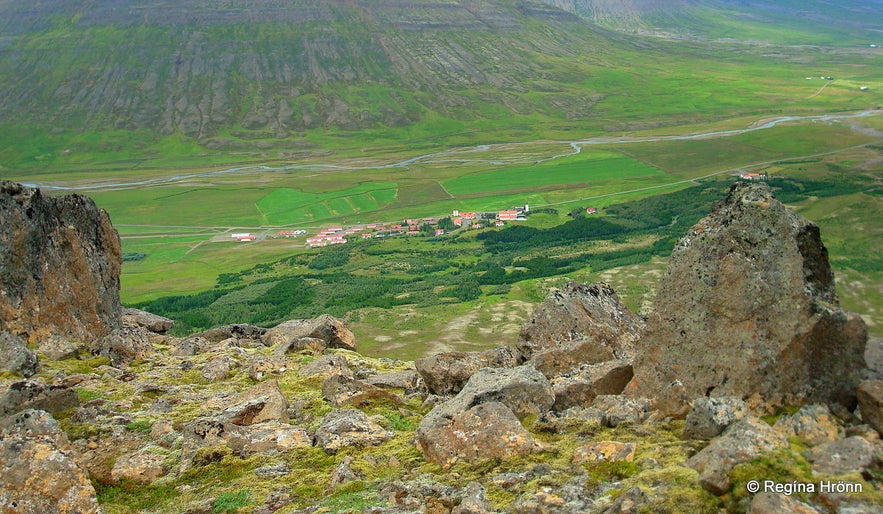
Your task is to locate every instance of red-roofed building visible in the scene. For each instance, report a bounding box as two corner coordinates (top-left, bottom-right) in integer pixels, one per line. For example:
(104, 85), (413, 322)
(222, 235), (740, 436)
(498, 210), (518, 221)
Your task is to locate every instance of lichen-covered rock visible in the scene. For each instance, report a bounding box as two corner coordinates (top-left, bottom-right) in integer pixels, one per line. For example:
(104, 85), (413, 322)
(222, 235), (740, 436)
(774, 404), (840, 446)
(202, 355), (237, 382)
(444, 364), (555, 420)
(248, 355), (289, 381)
(0, 181), (121, 343)
(518, 281), (642, 365)
(366, 370), (420, 391)
(298, 354), (353, 378)
(682, 396), (748, 440)
(122, 308), (174, 333)
(314, 409), (393, 454)
(223, 421), (312, 456)
(328, 456), (361, 492)
(415, 346), (520, 395)
(572, 441), (636, 464)
(262, 314), (355, 351)
(0, 409), (101, 514)
(94, 326), (154, 366)
(321, 374), (402, 407)
(416, 365), (552, 467)
(857, 380), (883, 436)
(191, 323), (266, 343)
(418, 401), (543, 468)
(601, 486), (649, 514)
(592, 395), (652, 427)
(273, 336), (327, 355)
(687, 416), (789, 495)
(172, 336), (213, 356)
(36, 335), (81, 361)
(551, 360), (633, 411)
(110, 447), (167, 484)
(0, 379), (79, 417)
(803, 436), (876, 475)
(630, 182), (868, 415)
(0, 330), (38, 377)
(453, 481), (496, 514)
(219, 380), (289, 426)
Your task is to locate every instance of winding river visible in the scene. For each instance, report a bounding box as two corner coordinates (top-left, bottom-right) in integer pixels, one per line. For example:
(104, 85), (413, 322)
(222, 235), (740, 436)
(25, 109), (883, 192)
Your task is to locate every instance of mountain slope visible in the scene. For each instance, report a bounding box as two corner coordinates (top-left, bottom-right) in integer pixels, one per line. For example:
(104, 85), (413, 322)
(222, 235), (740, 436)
(0, 0), (880, 171)
(0, 1), (609, 139)
(543, 0), (883, 43)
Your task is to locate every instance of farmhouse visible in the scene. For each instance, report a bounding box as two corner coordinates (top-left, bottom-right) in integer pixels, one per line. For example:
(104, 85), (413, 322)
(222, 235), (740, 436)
(586, 207), (598, 215)
(498, 210), (518, 221)
(739, 172), (767, 181)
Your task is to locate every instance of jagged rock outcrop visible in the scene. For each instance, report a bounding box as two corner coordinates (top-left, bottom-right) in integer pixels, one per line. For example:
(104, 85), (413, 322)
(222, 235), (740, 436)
(0, 410), (101, 514)
(630, 182), (868, 415)
(518, 281), (643, 372)
(415, 346), (521, 396)
(0, 181), (121, 343)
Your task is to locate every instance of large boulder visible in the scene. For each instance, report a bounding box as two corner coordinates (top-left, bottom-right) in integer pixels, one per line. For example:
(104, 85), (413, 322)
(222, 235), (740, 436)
(0, 330), (38, 377)
(416, 365), (553, 466)
(0, 380), (79, 417)
(262, 314), (355, 351)
(0, 181), (121, 343)
(418, 401), (544, 468)
(218, 380), (289, 426)
(857, 380), (883, 436)
(518, 281), (643, 366)
(190, 323), (266, 343)
(93, 326), (154, 366)
(314, 409), (393, 454)
(415, 346), (520, 396)
(121, 308), (174, 334)
(630, 182), (868, 415)
(0, 409), (101, 513)
(550, 360), (633, 411)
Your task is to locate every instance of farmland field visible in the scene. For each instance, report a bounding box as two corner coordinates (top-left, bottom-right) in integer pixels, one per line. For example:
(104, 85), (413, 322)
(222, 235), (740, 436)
(442, 151), (663, 195)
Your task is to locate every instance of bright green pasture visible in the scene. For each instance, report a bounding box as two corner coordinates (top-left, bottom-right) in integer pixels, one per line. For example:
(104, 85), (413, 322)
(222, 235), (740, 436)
(442, 151), (663, 195)
(90, 186), (266, 227)
(255, 182), (398, 225)
(121, 236), (309, 302)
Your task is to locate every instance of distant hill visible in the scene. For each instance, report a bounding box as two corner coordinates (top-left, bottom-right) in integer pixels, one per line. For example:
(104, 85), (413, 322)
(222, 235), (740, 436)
(543, 0), (883, 43)
(0, 0), (880, 169)
(0, 1), (611, 140)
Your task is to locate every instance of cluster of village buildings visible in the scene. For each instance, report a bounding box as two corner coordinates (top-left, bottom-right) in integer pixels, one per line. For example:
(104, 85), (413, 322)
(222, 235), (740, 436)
(294, 205), (530, 248)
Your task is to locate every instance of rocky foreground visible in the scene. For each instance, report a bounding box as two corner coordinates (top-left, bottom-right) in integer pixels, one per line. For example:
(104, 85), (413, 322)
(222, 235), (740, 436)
(1, 180), (882, 513)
